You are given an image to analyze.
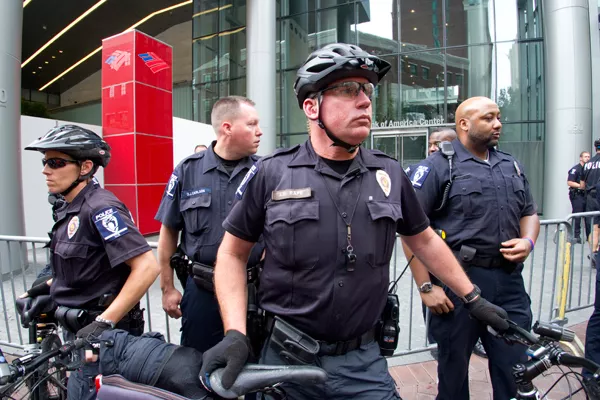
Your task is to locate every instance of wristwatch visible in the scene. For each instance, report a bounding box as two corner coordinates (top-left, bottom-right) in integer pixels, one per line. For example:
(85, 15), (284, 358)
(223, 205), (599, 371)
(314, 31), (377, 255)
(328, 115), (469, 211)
(418, 281), (433, 293)
(95, 315), (116, 329)
(460, 284), (481, 304)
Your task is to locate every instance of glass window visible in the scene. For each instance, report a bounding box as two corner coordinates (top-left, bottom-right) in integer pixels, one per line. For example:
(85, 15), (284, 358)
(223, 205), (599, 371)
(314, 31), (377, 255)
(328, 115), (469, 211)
(280, 14), (313, 70)
(279, 69), (308, 136)
(446, 0), (494, 47)
(193, 36), (219, 85)
(496, 41), (544, 123)
(193, 83), (219, 123)
(354, 0), (398, 54)
(220, 0), (246, 31)
(400, 0), (443, 49)
(372, 55), (400, 125)
(446, 44), (493, 123)
(314, 5), (357, 50)
(422, 66), (430, 80)
(408, 63), (418, 75)
(219, 28), (247, 79)
(399, 50), (445, 122)
(193, 0), (220, 38)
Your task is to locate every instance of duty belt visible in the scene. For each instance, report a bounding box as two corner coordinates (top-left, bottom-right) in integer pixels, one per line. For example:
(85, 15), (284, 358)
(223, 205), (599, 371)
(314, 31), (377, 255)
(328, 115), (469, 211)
(452, 251), (515, 270)
(264, 315), (375, 357)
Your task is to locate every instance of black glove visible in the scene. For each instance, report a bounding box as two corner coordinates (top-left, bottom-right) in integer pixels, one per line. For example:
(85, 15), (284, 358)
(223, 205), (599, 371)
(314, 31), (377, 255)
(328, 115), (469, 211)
(76, 320), (112, 340)
(15, 297), (33, 327)
(199, 329), (250, 391)
(27, 280), (51, 298)
(464, 296), (509, 332)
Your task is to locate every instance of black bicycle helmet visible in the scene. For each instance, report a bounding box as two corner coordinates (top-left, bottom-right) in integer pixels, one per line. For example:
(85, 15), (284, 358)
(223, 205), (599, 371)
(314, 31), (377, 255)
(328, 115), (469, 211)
(294, 43), (391, 108)
(25, 124), (111, 167)
(25, 125), (111, 196)
(294, 43), (390, 153)
(595, 138), (600, 150)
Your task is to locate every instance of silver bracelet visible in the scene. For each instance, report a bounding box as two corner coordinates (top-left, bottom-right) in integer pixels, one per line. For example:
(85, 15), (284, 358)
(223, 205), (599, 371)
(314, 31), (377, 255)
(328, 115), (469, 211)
(95, 315), (115, 328)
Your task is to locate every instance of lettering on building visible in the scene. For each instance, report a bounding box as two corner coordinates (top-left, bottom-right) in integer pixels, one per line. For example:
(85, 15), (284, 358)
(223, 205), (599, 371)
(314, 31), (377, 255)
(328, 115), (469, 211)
(372, 117), (445, 129)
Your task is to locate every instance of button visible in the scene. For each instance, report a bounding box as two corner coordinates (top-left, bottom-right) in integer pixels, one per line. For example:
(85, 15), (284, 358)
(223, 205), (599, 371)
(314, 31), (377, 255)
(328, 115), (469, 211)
(335, 314), (341, 320)
(500, 206), (504, 210)
(497, 186), (501, 189)
(342, 212), (348, 218)
(338, 281), (344, 287)
(228, 201), (232, 205)
(341, 248), (347, 254)
(462, 188), (466, 191)
(192, 201), (196, 205)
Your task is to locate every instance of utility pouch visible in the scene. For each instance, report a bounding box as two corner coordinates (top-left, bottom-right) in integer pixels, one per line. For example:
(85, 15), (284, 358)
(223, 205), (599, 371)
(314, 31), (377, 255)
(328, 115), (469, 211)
(458, 245), (477, 266)
(55, 306), (90, 333)
(269, 316), (320, 365)
(191, 262), (214, 292)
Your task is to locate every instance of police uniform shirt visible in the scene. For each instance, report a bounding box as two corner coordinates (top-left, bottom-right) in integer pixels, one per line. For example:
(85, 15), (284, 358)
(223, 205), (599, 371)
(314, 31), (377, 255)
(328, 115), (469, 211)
(409, 139), (536, 257)
(582, 153), (600, 193)
(50, 183), (151, 308)
(567, 163), (583, 186)
(155, 142), (261, 266)
(223, 139), (430, 342)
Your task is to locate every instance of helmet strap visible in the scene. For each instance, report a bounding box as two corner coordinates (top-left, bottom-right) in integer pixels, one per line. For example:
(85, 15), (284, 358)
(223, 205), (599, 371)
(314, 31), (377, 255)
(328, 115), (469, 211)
(316, 93), (361, 154)
(59, 161), (95, 197)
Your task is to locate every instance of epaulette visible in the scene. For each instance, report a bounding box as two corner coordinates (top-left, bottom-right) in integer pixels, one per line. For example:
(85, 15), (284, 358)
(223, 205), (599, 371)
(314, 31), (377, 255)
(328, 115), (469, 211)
(179, 150), (206, 167)
(261, 144), (301, 162)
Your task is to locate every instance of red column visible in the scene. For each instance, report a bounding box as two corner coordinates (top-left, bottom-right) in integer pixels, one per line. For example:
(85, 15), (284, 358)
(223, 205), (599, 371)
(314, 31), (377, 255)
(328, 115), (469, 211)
(101, 30), (173, 235)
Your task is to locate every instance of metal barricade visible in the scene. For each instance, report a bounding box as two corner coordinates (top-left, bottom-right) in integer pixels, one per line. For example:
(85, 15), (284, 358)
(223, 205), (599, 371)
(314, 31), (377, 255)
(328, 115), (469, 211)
(1, 214), (598, 357)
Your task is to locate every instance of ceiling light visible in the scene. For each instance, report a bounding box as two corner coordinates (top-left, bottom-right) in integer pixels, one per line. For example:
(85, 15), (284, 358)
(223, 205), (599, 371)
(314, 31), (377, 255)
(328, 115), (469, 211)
(32, 71), (36, 74)
(58, 50), (63, 53)
(413, 27), (417, 31)
(44, 61), (48, 64)
(22, 0), (106, 68)
(40, 0), (192, 91)
(38, 66), (42, 69)
(23, 0), (32, 7)
(411, 9), (415, 13)
(192, 3), (232, 19)
(52, 56), (56, 59)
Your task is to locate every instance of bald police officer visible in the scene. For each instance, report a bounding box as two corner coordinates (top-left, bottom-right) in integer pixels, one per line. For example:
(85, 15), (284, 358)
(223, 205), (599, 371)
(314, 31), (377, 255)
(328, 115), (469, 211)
(23, 125), (160, 400)
(407, 97), (540, 400)
(199, 44), (510, 400)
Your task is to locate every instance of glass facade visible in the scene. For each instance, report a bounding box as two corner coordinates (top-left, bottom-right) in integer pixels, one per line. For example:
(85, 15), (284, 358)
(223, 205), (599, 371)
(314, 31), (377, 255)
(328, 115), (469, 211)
(192, 0), (545, 210)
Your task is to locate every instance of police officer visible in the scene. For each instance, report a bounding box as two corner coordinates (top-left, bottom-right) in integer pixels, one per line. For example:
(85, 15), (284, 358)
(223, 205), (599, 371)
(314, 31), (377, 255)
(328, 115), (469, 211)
(568, 151), (590, 243)
(22, 125), (160, 400)
(407, 96), (540, 400)
(581, 140), (600, 259)
(405, 128), (457, 177)
(155, 96), (264, 353)
(199, 44), (510, 400)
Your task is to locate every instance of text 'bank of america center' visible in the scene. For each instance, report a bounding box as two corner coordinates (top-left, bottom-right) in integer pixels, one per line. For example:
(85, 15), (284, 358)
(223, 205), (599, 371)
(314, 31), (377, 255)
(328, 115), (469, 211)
(18, 1), (600, 217)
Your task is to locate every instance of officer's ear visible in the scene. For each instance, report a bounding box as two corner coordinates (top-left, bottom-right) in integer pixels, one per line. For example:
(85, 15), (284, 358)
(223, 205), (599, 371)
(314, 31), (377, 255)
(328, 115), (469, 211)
(457, 117), (470, 133)
(303, 97), (319, 121)
(79, 160), (94, 176)
(221, 121), (233, 136)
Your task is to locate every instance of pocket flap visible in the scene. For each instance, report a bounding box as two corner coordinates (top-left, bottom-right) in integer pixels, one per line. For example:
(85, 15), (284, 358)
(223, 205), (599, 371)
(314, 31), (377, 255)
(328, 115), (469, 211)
(449, 178), (483, 197)
(366, 201), (403, 222)
(512, 178), (525, 192)
(266, 200), (319, 225)
(54, 241), (88, 259)
(180, 193), (211, 212)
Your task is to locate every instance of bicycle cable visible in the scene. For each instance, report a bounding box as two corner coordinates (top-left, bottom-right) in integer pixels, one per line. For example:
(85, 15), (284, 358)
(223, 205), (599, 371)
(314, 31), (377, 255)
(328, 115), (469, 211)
(544, 369), (587, 400)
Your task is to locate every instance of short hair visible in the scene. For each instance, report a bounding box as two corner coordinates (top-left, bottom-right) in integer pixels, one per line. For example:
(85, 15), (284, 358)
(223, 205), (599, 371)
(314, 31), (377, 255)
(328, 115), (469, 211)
(430, 127), (457, 141)
(194, 144), (207, 153)
(210, 96), (256, 133)
(581, 151), (591, 157)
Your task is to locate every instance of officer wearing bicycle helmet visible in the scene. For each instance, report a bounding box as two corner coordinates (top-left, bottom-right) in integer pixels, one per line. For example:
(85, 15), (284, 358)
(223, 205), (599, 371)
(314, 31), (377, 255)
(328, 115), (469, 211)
(199, 44), (510, 399)
(581, 139), (600, 260)
(22, 124), (160, 400)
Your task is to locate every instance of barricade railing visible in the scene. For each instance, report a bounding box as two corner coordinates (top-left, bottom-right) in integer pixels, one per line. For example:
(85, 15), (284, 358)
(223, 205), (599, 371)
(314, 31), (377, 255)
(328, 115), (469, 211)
(1, 213), (597, 359)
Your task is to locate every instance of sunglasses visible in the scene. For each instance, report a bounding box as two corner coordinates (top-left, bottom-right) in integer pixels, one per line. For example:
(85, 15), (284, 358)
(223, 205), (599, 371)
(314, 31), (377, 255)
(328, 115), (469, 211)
(42, 158), (79, 169)
(321, 81), (375, 99)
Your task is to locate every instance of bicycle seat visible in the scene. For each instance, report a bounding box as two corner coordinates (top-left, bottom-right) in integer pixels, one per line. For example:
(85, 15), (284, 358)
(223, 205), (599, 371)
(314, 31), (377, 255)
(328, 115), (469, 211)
(209, 364), (328, 399)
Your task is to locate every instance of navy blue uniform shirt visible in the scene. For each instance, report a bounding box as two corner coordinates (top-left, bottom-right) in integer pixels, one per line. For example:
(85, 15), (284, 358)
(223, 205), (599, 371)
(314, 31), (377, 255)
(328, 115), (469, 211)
(155, 142), (262, 266)
(568, 163), (584, 185)
(582, 153), (600, 194)
(50, 182), (151, 308)
(223, 139), (430, 342)
(409, 139), (536, 258)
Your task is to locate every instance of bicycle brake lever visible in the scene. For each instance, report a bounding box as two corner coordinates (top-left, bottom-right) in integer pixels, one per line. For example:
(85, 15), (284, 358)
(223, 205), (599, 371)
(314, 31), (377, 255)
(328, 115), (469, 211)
(487, 320), (539, 346)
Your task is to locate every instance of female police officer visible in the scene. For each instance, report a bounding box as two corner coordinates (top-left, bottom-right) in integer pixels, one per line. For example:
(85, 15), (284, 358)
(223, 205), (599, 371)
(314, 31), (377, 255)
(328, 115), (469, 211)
(199, 44), (510, 399)
(22, 124), (160, 400)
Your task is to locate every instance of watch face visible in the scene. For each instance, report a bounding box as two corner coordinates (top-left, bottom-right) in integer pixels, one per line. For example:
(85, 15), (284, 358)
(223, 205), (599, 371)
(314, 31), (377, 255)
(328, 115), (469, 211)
(420, 283), (433, 293)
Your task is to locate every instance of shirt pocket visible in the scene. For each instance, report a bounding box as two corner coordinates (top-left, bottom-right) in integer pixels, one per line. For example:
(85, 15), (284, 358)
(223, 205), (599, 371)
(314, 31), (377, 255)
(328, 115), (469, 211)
(265, 200), (320, 270)
(54, 241), (89, 287)
(510, 177), (526, 215)
(448, 178), (485, 219)
(180, 193), (212, 234)
(366, 201), (402, 267)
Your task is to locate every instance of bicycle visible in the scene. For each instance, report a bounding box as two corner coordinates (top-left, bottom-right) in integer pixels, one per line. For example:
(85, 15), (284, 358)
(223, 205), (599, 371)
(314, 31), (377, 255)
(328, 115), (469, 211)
(0, 339), (86, 400)
(491, 319), (600, 399)
(13, 294), (68, 400)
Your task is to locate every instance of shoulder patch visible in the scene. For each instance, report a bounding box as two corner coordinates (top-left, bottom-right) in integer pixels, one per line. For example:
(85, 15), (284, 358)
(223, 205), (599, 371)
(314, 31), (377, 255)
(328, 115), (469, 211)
(166, 174), (178, 198)
(236, 163), (259, 199)
(93, 207), (129, 242)
(410, 165), (431, 188)
(571, 168), (576, 174)
(404, 166), (411, 175)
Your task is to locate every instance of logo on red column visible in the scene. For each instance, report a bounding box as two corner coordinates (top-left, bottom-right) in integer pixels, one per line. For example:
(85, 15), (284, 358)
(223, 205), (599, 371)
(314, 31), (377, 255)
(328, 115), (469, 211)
(138, 52), (170, 73)
(105, 50), (131, 71)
